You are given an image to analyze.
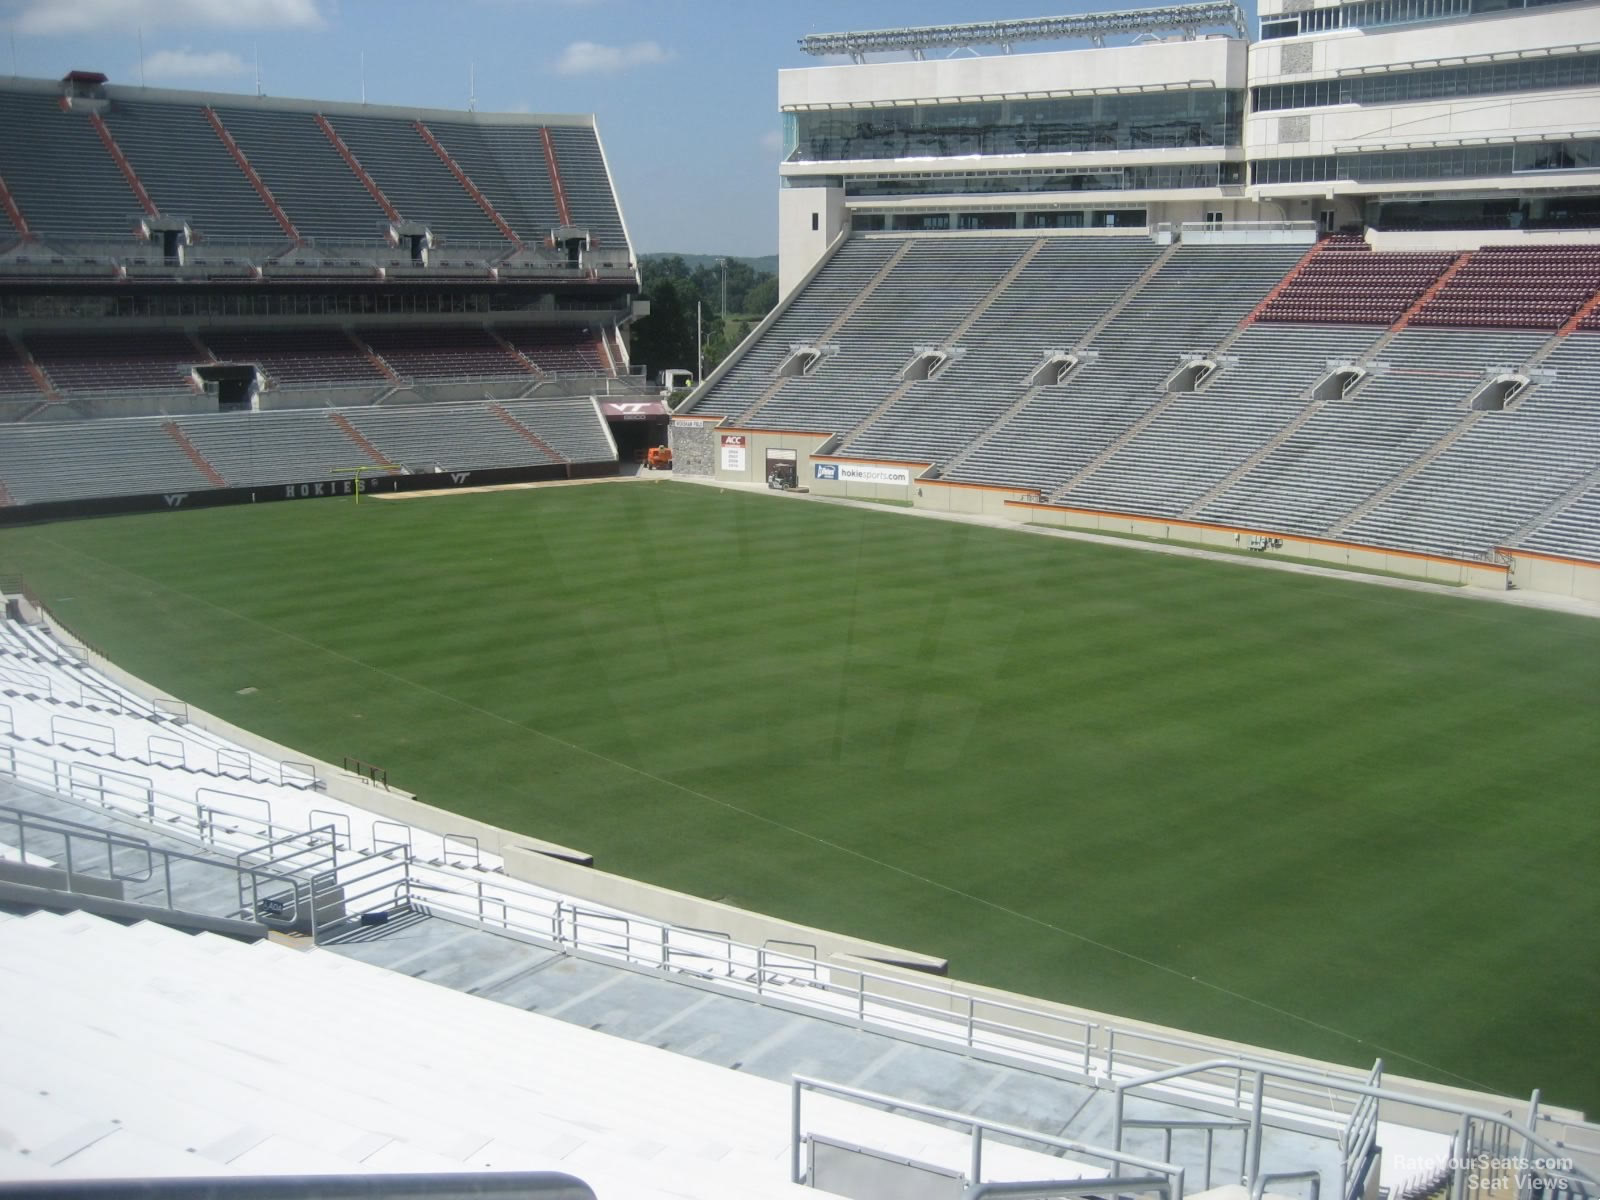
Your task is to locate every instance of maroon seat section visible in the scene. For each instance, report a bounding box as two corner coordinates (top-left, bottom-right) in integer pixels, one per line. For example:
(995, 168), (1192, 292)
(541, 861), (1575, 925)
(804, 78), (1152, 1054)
(1256, 246), (1457, 326)
(499, 326), (612, 375)
(360, 327), (532, 382)
(25, 331), (201, 393)
(1408, 245), (1600, 330)
(202, 329), (386, 388)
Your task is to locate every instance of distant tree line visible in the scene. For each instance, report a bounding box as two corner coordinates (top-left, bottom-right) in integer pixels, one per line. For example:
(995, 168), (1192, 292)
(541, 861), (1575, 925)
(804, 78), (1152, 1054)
(629, 255), (780, 384)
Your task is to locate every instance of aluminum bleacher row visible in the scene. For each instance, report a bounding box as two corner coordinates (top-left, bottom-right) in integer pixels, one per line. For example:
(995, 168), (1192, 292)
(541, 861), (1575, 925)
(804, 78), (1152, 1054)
(0, 398), (616, 504)
(0, 77), (630, 263)
(683, 233), (1600, 567)
(0, 326), (617, 398)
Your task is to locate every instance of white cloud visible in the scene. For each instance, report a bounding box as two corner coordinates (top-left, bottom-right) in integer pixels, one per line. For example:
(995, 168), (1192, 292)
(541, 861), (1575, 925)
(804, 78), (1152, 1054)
(141, 48), (249, 79)
(554, 40), (674, 76)
(16, 0), (325, 35)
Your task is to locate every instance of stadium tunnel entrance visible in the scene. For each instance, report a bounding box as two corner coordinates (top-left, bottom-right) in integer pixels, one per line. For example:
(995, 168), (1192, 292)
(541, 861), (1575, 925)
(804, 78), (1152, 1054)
(195, 363), (260, 412)
(602, 400), (670, 466)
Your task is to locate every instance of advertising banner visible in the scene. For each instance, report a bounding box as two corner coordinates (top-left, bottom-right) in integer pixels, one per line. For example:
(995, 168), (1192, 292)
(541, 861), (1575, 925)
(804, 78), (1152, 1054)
(814, 462), (910, 486)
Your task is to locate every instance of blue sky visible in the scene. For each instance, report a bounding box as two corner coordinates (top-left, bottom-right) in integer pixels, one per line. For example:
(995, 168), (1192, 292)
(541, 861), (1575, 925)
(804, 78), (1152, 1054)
(1, 0), (1256, 257)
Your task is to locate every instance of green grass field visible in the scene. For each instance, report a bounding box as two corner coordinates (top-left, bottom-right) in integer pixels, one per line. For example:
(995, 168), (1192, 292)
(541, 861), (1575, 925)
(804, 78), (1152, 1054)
(3, 481), (1597, 1113)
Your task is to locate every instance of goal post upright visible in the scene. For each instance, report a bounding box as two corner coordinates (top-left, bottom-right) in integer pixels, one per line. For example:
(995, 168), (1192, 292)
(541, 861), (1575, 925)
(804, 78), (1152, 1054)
(332, 463), (399, 504)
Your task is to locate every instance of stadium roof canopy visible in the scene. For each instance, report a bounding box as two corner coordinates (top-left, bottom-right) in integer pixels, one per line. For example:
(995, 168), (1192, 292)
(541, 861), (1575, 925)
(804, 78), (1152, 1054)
(797, 2), (1248, 61)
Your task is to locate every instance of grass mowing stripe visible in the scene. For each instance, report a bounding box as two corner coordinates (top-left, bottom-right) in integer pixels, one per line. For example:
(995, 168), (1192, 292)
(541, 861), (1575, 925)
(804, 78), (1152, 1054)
(3, 482), (1595, 1112)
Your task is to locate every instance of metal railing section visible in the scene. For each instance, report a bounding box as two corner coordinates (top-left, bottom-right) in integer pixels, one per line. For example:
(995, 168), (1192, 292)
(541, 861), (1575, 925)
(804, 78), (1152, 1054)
(792, 1075), (1186, 1198)
(1112, 1059), (1599, 1200)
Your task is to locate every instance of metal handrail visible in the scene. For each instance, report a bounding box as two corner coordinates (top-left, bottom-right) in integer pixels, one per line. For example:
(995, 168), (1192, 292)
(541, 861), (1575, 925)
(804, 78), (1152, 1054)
(1113, 1058), (1599, 1200)
(792, 1074), (1186, 1197)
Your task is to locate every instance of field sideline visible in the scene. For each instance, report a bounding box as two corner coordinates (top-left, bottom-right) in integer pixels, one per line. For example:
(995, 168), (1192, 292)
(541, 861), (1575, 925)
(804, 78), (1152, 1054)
(3, 481), (1596, 1113)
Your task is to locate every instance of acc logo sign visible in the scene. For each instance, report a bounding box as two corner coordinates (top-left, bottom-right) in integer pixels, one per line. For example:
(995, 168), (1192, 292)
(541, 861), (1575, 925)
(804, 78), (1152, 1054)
(813, 463), (839, 481)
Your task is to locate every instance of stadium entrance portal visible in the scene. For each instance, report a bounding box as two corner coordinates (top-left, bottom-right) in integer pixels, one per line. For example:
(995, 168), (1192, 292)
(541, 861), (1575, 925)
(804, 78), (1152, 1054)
(195, 364), (260, 413)
(602, 400), (669, 465)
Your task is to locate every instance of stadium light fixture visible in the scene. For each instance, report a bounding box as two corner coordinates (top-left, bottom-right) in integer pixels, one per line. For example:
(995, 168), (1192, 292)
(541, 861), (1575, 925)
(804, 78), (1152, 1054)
(798, 3), (1248, 62)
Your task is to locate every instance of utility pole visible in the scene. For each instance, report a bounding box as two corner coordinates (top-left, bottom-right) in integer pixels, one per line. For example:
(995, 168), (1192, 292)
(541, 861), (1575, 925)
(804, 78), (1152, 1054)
(718, 257), (728, 319)
(696, 302), (703, 385)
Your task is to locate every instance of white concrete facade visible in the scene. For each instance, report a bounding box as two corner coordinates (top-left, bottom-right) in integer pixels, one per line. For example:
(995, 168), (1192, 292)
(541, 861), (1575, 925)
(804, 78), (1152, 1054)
(776, 2), (1600, 290)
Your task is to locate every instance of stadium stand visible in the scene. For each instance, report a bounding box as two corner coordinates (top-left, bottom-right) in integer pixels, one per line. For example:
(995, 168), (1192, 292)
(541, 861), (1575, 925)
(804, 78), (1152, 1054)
(199, 329), (388, 389)
(842, 237), (1163, 464)
(1197, 329), (1549, 535)
(103, 99), (286, 243)
(1255, 247), (1458, 326)
(1341, 333), (1600, 557)
(1519, 479), (1600, 561)
(1059, 324), (1386, 516)
(545, 126), (630, 250)
(361, 327), (532, 382)
(944, 243), (1307, 494)
(324, 114), (512, 246)
(0, 417), (213, 502)
(25, 331), (200, 395)
(1408, 245), (1600, 330)
(742, 237), (1033, 433)
(213, 105), (393, 243)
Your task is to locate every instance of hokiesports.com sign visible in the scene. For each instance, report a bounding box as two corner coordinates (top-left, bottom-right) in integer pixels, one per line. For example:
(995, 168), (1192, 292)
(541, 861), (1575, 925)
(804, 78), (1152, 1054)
(814, 461), (911, 486)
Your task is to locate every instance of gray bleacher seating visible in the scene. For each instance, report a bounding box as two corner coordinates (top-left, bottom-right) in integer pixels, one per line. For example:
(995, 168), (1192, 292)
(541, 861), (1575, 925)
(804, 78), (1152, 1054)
(690, 238), (900, 421)
(176, 409), (377, 486)
(345, 404), (553, 470)
(1063, 324), (1384, 517)
(1518, 480), (1600, 562)
(0, 418), (212, 502)
(213, 106), (392, 244)
(948, 244), (1307, 495)
(428, 121), (560, 248)
(326, 114), (507, 245)
(103, 99), (285, 242)
(545, 127), (629, 251)
(746, 237), (1032, 435)
(1342, 331), (1600, 558)
(498, 398), (616, 463)
(0, 89), (142, 241)
(1199, 329), (1548, 536)
(843, 238), (1163, 466)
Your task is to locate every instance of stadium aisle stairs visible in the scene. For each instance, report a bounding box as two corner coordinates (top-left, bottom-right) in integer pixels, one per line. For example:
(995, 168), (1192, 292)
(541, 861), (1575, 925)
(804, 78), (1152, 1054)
(0, 906), (1085, 1195)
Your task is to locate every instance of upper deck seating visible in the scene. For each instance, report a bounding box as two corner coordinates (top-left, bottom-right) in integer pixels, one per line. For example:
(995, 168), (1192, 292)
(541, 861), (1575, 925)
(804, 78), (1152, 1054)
(0, 89), (142, 241)
(325, 114), (507, 245)
(103, 99), (284, 242)
(213, 106), (391, 244)
(545, 126), (629, 251)
(427, 121), (560, 247)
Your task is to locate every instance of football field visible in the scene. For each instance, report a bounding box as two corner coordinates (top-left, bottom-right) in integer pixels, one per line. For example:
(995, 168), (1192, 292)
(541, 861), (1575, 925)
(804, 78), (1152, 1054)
(3, 481), (1596, 1113)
